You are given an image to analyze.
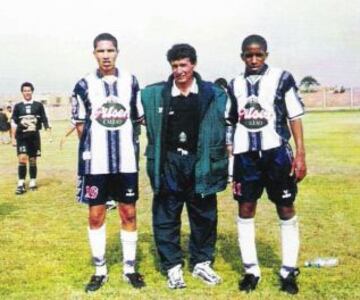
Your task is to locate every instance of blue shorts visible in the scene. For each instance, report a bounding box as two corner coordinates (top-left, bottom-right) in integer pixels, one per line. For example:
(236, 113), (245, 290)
(77, 173), (138, 206)
(233, 144), (297, 206)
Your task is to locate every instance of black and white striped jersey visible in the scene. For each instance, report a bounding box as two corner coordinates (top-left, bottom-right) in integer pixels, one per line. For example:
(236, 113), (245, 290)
(228, 65), (304, 154)
(71, 69), (144, 175)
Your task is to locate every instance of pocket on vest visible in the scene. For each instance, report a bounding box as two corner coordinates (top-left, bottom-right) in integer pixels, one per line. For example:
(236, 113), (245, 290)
(209, 146), (228, 181)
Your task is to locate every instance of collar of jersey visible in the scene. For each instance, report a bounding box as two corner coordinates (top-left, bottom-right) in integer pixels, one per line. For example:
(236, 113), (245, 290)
(244, 64), (269, 77)
(171, 78), (198, 97)
(23, 100), (34, 104)
(96, 68), (119, 79)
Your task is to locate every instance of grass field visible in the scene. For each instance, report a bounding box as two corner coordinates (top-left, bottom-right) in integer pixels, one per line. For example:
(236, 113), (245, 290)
(1, 111), (359, 300)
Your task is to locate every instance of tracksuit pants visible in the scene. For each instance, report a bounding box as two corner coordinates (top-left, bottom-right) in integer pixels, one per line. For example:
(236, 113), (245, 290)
(152, 151), (218, 271)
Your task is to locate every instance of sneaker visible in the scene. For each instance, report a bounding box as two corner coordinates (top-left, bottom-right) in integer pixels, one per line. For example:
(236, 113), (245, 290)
(15, 184), (26, 195)
(106, 200), (117, 211)
(85, 274), (108, 293)
(167, 264), (186, 289)
(280, 268), (300, 295)
(123, 272), (145, 289)
(239, 274), (260, 292)
(192, 261), (221, 285)
(29, 180), (37, 191)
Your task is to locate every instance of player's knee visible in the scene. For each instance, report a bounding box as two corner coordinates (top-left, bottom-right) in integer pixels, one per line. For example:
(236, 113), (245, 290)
(18, 155), (28, 164)
(119, 205), (136, 225)
(88, 210), (106, 228)
(239, 202), (257, 218)
(29, 157), (37, 165)
(277, 205), (295, 220)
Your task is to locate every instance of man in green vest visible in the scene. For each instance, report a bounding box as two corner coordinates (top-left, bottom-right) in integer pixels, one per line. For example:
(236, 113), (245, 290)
(141, 44), (229, 289)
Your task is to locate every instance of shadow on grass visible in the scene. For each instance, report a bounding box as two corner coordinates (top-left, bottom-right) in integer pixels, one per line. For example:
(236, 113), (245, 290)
(217, 232), (281, 274)
(39, 177), (63, 187)
(0, 202), (18, 217)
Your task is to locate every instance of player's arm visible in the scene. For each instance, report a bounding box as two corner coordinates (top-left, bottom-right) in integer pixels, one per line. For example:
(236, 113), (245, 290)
(131, 75), (145, 125)
(290, 119), (306, 182)
(283, 72), (307, 182)
(75, 123), (84, 138)
(71, 80), (87, 138)
(10, 105), (19, 146)
(39, 103), (50, 130)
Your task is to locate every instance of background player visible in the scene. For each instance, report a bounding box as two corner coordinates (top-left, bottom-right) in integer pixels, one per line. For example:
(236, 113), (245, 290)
(228, 35), (306, 294)
(11, 82), (50, 194)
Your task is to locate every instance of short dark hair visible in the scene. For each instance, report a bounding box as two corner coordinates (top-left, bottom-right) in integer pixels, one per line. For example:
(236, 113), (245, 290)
(167, 43), (197, 64)
(21, 82), (34, 92)
(93, 33), (118, 50)
(241, 34), (267, 53)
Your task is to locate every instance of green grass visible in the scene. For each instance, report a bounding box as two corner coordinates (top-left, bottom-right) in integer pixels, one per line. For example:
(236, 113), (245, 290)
(0, 111), (359, 299)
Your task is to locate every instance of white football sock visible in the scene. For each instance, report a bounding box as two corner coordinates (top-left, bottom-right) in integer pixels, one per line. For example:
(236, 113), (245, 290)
(18, 179), (25, 186)
(88, 224), (107, 276)
(279, 215), (299, 277)
(237, 217), (261, 277)
(120, 230), (138, 274)
(228, 156), (234, 177)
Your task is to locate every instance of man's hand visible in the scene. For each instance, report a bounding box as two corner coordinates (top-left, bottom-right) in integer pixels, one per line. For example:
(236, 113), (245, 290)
(226, 144), (233, 157)
(290, 153), (307, 182)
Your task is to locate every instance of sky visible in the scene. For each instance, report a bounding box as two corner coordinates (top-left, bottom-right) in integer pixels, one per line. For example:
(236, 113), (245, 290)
(1, 0), (360, 96)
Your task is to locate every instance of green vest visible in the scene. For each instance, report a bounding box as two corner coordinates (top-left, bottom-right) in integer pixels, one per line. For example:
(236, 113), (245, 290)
(141, 74), (228, 197)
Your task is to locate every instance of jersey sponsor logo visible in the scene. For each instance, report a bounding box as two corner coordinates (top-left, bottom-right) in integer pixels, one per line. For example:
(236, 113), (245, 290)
(20, 115), (37, 132)
(94, 97), (128, 129)
(85, 185), (99, 199)
(238, 96), (273, 132)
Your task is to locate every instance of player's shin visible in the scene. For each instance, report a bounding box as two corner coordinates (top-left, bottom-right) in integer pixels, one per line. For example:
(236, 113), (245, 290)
(279, 215), (299, 277)
(88, 224), (108, 276)
(18, 162), (27, 185)
(120, 230), (137, 274)
(237, 217), (261, 277)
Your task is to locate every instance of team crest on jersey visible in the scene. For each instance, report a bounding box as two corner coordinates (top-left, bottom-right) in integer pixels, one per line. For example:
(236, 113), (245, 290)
(238, 96), (273, 131)
(94, 97), (128, 129)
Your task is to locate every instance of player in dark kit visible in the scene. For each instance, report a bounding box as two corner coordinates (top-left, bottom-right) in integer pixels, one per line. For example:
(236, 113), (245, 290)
(11, 82), (50, 194)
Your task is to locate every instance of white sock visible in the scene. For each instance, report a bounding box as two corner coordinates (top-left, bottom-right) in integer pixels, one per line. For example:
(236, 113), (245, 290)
(88, 224), (107, 276)
(279, 216), (300, 277)
(29, 179), (36, 187)
(228, 156), (234, 177)
(237, 217), (261, 277)
(120, 230), (138, 274)
(18, 179), (25, 186)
